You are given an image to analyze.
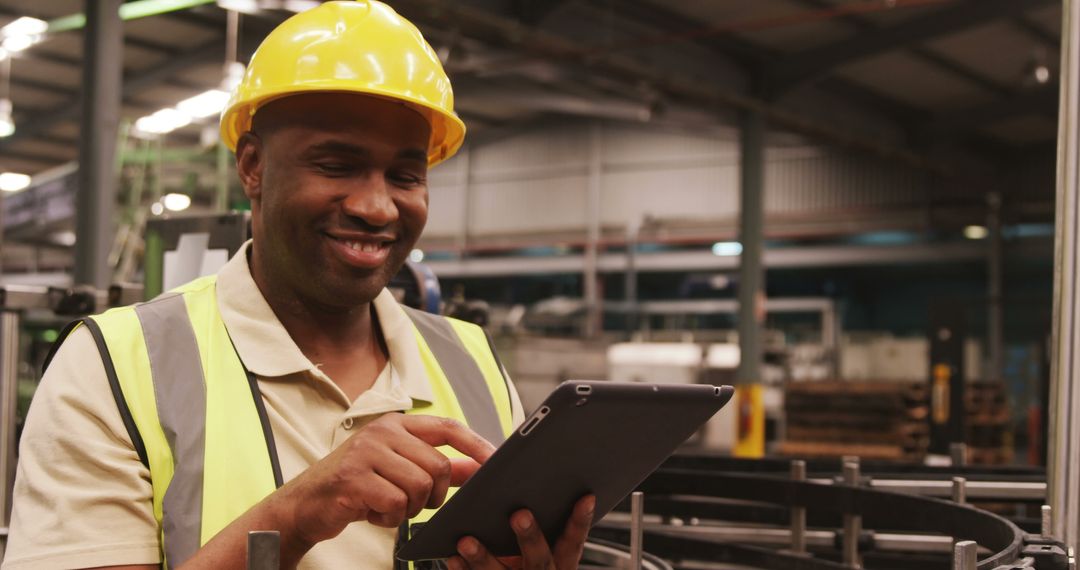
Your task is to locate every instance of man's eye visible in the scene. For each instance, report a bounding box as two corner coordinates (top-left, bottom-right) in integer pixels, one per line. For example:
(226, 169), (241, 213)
(314, 163), (351, 175)
(390, 171), (425, 186)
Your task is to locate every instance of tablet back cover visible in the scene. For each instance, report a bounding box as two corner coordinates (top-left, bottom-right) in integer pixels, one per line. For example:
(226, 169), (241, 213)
(398, 381), (733, 560)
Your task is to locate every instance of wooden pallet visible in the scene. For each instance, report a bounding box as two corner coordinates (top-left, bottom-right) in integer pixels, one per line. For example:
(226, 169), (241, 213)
(775, 441), (917, 461)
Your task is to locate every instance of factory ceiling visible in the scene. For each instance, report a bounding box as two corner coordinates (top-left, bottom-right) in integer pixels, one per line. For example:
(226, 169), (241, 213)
(0, 0), (1061, 182)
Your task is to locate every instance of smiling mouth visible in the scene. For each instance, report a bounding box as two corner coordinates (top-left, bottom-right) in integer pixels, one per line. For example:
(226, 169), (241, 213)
(340, 239), (387, 253)
(325, 233), (398, 269)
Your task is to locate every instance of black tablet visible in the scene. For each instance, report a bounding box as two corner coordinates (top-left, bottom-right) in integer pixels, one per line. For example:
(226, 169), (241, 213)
(396, 380), (734, 561)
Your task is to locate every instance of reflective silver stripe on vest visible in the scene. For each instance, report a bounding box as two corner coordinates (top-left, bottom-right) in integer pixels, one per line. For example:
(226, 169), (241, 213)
(403, 307), (507, 446)
(135, 293), (207, 569)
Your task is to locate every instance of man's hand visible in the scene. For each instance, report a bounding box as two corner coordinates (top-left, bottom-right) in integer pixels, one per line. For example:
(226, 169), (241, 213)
(178, 414), (494, 569)
(446, 494), (596, 570)
(270, 414), (496, 548)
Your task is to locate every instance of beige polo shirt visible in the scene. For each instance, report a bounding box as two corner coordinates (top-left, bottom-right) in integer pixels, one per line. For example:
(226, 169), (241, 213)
(2, 242), (523, 570)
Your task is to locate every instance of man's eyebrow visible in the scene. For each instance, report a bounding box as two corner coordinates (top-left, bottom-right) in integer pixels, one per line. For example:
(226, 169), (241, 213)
(303, 140), (371, 157)
(397, 148), (429, 163)
(301, 141), (427, 164)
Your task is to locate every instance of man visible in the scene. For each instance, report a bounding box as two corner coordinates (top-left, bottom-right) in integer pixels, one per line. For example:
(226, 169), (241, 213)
(2, 2), (593, 569)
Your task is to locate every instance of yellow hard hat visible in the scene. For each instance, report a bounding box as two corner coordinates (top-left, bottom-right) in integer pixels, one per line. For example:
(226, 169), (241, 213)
(219, 0), (466, 166)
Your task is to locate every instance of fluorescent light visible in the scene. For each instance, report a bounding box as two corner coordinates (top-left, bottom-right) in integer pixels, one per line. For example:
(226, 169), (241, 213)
(216, 0), (261, 13)
(409, 249), (425, 263)
(51, 230), (75, 246)
(134, 108), (192, 136)
(283, 0), (320, 11)
(1, 34), (34, 53)
(711, 241), (743, 256)
(2, 17), (48, 37)
(177, 89), (230, 118)
(0, 172), (31, 192)
(0, 98), (13, 138)
(162, 193), (191, 212)
(964, 225), (988, 240)
(216, 0), (317, 12)
(1035, 64), (1051, 85)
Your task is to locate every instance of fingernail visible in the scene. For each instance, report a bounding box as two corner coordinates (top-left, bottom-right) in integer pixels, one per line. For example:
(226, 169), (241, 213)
(514, 512), (533, 532)
(585, 496), (596, 517)
(460, 538), (478, 557)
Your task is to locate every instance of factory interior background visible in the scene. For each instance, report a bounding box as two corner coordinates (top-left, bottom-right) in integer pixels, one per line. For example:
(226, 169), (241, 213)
(1, 0), (1078, 568)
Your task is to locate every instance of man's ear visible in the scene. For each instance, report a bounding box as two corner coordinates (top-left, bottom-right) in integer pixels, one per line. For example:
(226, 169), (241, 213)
(235, 132), (264, 202)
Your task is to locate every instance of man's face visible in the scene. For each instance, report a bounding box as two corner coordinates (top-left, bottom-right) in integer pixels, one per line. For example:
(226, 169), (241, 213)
(236, 93), (432, 309)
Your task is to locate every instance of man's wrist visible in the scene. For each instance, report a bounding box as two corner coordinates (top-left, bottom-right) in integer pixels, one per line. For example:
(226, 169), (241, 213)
(252, 489), (318, 566)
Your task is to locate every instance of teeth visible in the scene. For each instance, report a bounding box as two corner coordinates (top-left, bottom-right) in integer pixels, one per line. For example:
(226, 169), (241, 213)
(344, 240), (381, 253)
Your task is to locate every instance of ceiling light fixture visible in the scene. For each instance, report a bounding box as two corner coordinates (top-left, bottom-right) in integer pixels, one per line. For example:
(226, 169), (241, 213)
(162, 193), (192, 212)
(0, 171), (31, 192)
(134, 107), (192, 136)
(711, 241), (743, 257)
(964, 225), (989, 240)
(50, 230), (76, 246)
(1034, 64), (1051, 85)
(215, 0), (316, 12)
(2, 17), (48, 37)
(0, 49), (11, 137)
(0, 17), (47, 53)
(215, 0), (260, 13)
(1, 34), (34, 53)
(0, 98), (13, 137)
(177, 89), (230, 118)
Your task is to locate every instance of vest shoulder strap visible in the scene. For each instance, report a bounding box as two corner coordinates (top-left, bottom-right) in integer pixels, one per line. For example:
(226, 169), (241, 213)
(402, 306), (514, 445)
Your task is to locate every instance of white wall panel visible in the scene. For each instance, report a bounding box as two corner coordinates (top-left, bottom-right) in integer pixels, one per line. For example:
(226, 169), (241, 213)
(471, 124), (588, 175)
(424, 121), (931, 241)
(426, 183), (466, 236)
(469, 175), (590, 235)
(602, 123), (737, 164)
(601, 164), (738, 225)
(428, 150), (467, 186)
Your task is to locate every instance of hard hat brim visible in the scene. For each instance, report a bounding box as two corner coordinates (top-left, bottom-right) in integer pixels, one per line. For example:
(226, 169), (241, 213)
(220, 85), (466, 167)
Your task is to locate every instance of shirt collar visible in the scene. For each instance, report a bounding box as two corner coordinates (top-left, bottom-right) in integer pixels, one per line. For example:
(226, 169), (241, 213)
(216, 240), (435, 403)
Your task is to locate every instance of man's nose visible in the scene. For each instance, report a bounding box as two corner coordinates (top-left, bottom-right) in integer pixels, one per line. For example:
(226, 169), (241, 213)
(341, 173), (398, 228)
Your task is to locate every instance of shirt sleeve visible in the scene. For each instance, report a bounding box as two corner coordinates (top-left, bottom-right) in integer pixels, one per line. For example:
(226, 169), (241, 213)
(1, 327), (162, 570)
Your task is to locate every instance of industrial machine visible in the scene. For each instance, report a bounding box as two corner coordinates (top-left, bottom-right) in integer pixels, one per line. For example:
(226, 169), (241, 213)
(595, 454), (1066, 570)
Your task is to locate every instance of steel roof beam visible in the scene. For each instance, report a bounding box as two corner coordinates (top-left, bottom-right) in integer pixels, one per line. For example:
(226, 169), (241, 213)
(0, 38), (223, 152)
(1013, 16), (1060, 49)
(393, 0), (945, 172)
(512, 0), (578, 26)
(784, 0), (1011, 97)
(9, 77), (78, 98)
(769, 0), (1057, 94)
(917, 87), (1059, 138)
(578, 0), (929, 141)
(0, 149), (68, 165)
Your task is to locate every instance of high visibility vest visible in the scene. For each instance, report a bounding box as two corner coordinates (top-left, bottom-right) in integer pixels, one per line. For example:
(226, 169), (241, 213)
(48, 275), (515, 569)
